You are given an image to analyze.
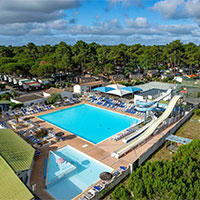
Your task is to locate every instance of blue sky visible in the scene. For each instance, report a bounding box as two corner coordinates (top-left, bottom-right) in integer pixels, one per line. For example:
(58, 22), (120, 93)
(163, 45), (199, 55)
(0, 0), (200, 46)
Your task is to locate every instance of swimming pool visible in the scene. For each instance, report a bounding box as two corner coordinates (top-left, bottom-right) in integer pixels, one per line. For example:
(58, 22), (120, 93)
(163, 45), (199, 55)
(39, 104), (140, 144)
(46, 145), (112, 200)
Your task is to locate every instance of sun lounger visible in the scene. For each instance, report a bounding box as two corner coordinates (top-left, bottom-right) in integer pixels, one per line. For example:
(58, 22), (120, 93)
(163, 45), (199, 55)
(93, 185), (102, 191)
(79, 197), (88, 200)
(120, 166), (127, 170)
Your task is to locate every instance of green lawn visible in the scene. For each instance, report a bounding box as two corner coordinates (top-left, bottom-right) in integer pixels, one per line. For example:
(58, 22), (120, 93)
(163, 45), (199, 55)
(149, 114), (200, 162)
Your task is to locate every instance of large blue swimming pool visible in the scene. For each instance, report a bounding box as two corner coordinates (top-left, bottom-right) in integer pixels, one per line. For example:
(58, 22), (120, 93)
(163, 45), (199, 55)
(39, 104), (140, 144)
(46, 145), (112, 200)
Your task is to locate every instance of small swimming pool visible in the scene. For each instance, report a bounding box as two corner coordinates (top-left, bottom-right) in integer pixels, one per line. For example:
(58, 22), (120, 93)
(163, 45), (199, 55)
(39, 104), (140, 144)
(46, 145), (112, 200)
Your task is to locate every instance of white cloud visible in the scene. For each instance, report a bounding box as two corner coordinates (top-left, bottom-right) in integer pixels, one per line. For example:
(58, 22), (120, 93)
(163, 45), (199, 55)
(152, 0), (200, 23)
(125, 17), (149, 28)
(152, 0), (184, 19)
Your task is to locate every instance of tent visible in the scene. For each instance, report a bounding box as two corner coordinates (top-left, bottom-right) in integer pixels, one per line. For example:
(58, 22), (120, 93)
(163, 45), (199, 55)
(107, 89), (131, 97)
(107, 84), (125, 90)
(93, 86), (114, 93)
(121, 86), (142, 93)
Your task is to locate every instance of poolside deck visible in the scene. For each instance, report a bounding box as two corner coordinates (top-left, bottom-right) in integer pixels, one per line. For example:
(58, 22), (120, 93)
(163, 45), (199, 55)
(28, 101), (178, 200)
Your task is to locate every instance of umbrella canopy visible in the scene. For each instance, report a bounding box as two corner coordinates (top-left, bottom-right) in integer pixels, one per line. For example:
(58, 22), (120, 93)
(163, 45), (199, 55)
(107, 89), (132, 97)
(107, 84), (125, 90)
(121, 86), (142, 93)
(99, 172), (113, 181)
(55, 132), (64, 137)
(93, 86), (114, 93)
(56, 157), (65, 164)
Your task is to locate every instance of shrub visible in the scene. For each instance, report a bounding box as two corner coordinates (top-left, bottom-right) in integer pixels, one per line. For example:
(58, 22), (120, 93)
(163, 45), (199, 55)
(111, 184), (132, 200)
(10, 102), (23, 110)
(35, 128), (48, 138)
(0, 84), (5, 90)
(127, 140), (200, 200)
(47, 93), (61, 104)
(194, 109), (200, 116)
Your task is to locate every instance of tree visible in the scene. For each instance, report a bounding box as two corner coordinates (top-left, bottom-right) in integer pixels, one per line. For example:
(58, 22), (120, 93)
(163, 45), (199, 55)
(111, 184), (132, 200)
(184, 43), (199, 74)
(47, 93), (61, 104)
(126, 140), (200, 200)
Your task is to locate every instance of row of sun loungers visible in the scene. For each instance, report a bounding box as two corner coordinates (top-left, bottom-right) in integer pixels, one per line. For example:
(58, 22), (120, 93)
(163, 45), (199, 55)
(88, 96), (145, 117)
(79, 166), (127, 200)
(111, 126), (137, 141)
(5, 104), (55, 117)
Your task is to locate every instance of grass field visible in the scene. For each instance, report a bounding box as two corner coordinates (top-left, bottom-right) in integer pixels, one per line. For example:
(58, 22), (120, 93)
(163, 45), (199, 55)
(149, 114), (200, 162)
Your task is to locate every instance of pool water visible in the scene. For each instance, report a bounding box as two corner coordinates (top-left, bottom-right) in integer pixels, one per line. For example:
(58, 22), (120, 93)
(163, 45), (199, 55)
(39, 104), (140, 144)
(46, 145), (112, 200)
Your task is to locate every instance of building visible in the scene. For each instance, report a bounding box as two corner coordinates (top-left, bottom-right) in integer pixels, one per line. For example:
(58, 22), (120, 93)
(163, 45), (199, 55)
(0, 156), (34, 200)
(109, 74), (125, 82)
(0, 128), (35, 184)
(11, 93), (46, 106)
(147, 70), (160, 78)
(134, 88), (171, 101)
(137, 81), (175, 91)
(0, 101), (10, 112)
(129, 73), (144, 80)
(73, 80), (104, 94)
(43, 87), (72, 99)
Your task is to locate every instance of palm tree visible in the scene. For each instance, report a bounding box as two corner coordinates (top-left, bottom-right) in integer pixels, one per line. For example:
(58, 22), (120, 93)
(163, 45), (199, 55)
(13, 114), (20, 123)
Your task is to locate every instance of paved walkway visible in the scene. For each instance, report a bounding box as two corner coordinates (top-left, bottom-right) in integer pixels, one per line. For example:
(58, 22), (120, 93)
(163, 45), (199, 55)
(28, 102), (179, 200)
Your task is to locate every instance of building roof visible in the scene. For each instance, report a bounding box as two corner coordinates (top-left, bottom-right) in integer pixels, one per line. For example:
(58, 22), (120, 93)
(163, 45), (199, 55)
(80, 80), (104, 87)
(25, 81), (41, 86)
(166, 135), (192, 145)
(0, 156), (33, 200)
(137, 81), (175, 91)
(13, 94), (44, 103)
(44, 87), (64, 94)
(137, 88), (166, 97)
(0, 129), (35, 172)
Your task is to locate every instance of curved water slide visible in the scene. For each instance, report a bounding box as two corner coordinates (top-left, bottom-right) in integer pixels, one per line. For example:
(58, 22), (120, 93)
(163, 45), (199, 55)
(135, 88), (173, 112)
(112, 95), (181, 159)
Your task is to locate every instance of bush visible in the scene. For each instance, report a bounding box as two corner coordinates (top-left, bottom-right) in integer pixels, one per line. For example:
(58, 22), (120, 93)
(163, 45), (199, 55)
(0, 84), (5, 90)
(35, 128), (48, 138)
(47, 93), (61, 104)
(194, 109), (200, 116)
(10, 102), (23, 110)
(111, 184), (132, 200)
(127, 140), (200, 200)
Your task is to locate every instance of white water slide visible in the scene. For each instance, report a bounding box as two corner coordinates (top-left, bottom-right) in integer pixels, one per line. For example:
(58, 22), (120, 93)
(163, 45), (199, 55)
(112, 95), (181, 159)
(135, 88), (173, 108)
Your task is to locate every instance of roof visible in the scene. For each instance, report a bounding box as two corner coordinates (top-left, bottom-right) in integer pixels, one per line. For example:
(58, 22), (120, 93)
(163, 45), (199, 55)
(137, 88), (166, 97)
(0, 156), (33, 200)
(165, 135), (192, 145)
(44, 87), (64, 94)
(80, 80), (104, 87)
(25, 81), (41, 85)
(137, 81), (175, 91)
(13, 94), (44, 103)
(0, 129), (35, 172)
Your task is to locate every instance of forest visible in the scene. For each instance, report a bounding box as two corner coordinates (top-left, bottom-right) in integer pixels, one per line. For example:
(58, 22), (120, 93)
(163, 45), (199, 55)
(0, 40), (200, 77)
(111, 139), (200, 200)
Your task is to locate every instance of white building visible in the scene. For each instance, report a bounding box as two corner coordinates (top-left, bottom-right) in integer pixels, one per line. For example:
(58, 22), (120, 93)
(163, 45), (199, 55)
(43, 87), (72, 99)
(11, 94), (46, 106)
(134, 88), (171, 102)
(73, 81), (104, 94)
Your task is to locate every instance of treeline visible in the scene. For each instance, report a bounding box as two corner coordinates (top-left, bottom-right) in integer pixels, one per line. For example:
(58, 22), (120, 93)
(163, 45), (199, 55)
(111, 139), (200, 200)
(0, 40), (200, 77)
